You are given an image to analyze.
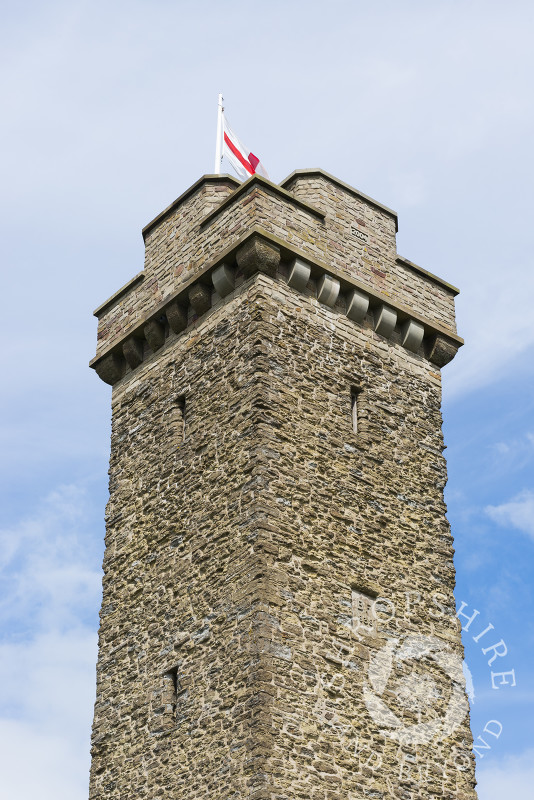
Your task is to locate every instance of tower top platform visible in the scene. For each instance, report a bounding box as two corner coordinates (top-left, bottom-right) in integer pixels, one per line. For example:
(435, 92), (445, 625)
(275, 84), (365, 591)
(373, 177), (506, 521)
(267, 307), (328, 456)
(90, 168), (462, 386)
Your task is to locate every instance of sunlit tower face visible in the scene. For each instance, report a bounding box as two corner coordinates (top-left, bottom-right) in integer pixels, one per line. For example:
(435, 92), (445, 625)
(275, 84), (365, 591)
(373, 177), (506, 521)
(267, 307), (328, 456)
(89, 169), (476, 799)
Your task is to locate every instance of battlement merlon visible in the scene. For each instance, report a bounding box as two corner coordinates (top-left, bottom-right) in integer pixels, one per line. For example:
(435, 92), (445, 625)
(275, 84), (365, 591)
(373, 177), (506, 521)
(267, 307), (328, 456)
(90, 169), (462, 386)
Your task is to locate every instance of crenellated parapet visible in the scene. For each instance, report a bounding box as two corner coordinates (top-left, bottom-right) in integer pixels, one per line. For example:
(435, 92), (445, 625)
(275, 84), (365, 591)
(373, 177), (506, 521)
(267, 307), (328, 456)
(91, 170), (462, 385)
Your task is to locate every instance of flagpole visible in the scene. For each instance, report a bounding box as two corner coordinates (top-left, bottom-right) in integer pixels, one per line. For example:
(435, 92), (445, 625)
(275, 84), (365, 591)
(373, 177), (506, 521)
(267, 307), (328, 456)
(214, 93), (223, 174)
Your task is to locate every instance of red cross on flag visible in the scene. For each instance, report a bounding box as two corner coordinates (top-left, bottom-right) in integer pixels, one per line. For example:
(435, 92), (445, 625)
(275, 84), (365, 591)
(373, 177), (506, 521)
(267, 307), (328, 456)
(213, 95), (269, 181)
(222, 116), (269, 181)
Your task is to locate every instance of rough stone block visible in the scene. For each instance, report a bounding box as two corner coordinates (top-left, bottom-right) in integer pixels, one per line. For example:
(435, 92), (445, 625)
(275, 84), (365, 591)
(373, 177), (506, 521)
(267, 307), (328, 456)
(346, 288), (369, 323)
(401, 319), (425, 352)
(188, 283), (212, 316)
(317, 274), (340, 307)
(287, 258), (311, 292)
(94, 352), (125, 385)
(236, 235), (280, 278)
(374, 304), (397, 338)
(166, 300), (188, 334)
(122, 336), (144, 369)
(427, 334), (459, 367)
(144, 319), (165, 352)
(212, 263), (235, 297)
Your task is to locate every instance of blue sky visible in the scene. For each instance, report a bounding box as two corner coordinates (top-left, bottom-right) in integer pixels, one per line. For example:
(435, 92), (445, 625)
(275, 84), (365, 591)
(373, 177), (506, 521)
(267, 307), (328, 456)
(0, 1), (532, 796)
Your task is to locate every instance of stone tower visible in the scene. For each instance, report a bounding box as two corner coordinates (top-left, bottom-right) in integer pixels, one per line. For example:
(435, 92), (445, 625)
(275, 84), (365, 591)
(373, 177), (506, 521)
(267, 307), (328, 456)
(89, 170), (477, 799)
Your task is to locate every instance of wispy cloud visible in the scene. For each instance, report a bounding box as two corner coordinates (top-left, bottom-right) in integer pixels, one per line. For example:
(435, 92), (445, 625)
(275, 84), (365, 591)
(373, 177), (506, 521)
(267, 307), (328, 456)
(0, 484), (102, 800)
(0, 716), (90, 800)
(486, 490), (534, 540)
(0, 484), (102, 633)
(477, 748), (534, 800)
(445, 280), (534, 401)
(492, 433), (534, 461)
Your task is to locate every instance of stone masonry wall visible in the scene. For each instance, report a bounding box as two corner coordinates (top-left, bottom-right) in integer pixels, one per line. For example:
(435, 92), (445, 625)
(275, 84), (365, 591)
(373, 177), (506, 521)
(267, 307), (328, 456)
(90, 277), (476, 800)
(95, 178), (237, 356)
(282, 172), (457, 332)
(89, 171), (476, 799)
(246, 276), (476, 799)
(90, 290), (271, 799)
(94, 173), (457, 360)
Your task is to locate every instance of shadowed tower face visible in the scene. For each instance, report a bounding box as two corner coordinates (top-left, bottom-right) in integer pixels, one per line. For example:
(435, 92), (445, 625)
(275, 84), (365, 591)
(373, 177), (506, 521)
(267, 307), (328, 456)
(89, 170), (477, 799)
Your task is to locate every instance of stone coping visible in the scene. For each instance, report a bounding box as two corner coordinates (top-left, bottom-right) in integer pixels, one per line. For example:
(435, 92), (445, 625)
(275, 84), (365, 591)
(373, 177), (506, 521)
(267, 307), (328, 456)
(90, 226), (463, 383)
(94, 171), (457, 323)
(280, 168), (399, 232)
(281, 169), (457, 295)
(396, 256), (459, 296)
(141, 174), (239, 241)
(198, 174), (326, 230)
(93, 271), (145, 318)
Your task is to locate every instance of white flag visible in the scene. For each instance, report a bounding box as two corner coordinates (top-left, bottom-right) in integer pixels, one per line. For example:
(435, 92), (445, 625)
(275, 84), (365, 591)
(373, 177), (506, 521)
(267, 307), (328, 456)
(223, 116), (269, 181)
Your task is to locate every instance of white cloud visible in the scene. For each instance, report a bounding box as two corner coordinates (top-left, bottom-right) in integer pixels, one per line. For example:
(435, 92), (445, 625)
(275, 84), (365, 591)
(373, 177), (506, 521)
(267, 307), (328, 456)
(444, 270), (534, 400)
(477, 748), (534, 800)
(484, 434), (534, 477)
(486, 490), (534, 540)
(0, 484), (102, 631)
(0, 630), (97, 732)
(0, 632), (96, 800)
(495, 434), (534, 459)
(0, 717), (90, 800)
(0, 484), (101, 800)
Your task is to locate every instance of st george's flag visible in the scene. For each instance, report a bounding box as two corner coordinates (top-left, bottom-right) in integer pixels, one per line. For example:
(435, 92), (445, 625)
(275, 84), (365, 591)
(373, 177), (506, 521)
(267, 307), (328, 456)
(222, 115), (269, 181)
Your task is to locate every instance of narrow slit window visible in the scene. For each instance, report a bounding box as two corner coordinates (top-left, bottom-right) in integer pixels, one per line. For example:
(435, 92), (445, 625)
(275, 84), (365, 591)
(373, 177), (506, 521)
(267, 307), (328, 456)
(162, 667), (178, 718)
(169, 395), (186, 442)
(351, 387), (361, 434)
